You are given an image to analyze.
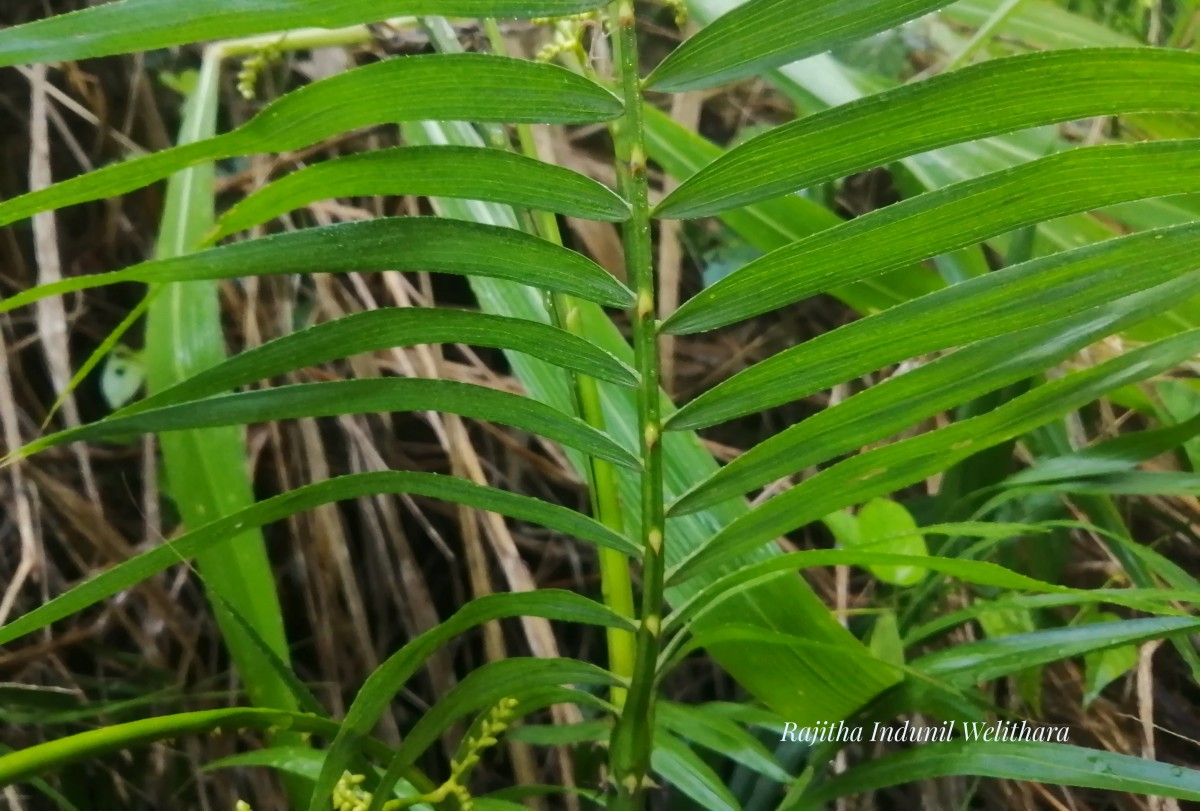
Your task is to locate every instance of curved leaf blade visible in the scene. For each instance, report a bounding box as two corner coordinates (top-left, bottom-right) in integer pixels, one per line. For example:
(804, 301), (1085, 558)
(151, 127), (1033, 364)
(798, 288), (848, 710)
(656, 50), (1200, 220)
(123, 309), (637, 418)
(668, 330), (1200, 583)
(913, 616), (1200, 685)
(0, 709), (379, 787)
(669, 224), (1200, 431)
(669, 277), (1200, 515)
(795, 742), (1200, 807)
(0, 218), (635, 313)
(17, 378), (639, 470)
(665, 139), (1200, 335)
(645, 0), (948, 93)
(0, 55), (621, 227)
(211, 146), (629, 240)
(0, 471), (636, 648)
(0, 1), (610, 67)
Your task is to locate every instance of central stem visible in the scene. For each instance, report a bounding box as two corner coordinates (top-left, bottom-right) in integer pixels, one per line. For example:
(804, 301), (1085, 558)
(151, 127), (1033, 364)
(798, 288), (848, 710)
(606, 2), (665, 807)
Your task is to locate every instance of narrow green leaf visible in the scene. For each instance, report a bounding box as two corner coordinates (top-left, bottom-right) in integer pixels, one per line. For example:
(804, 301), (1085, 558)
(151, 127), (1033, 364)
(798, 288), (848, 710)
(667, 548), (1095, 638)
(0, 55), (621, 227)
(656, 50), (1200, 220)
(651, 731), (742, 811)
(0, 2), (609, 66)
(906, 590), (1196, 647)
(17, 378), (639, 470)
(669, 276), (1200, 515)
(664, 139), (1200, 335)
(668, 331), (1200, 582)
(645, 0), (947, 93)
(0, 218), (635, 313)
(1006, 411), (1200, 486)
(657, 702), (790, 783)
(0, 472), (636, 648)
(1011, 472), (1200, 496)
(0, 708), (360, 787)
(913, 617), (1200, 684)
(210, 146), (629, 240)
(1082, 613), (1140, 708)
(641, 104), (942, 316)
(795, 742), (1200, 806)
(124, 309), (637, 418)
(669, 224), (1200, 431)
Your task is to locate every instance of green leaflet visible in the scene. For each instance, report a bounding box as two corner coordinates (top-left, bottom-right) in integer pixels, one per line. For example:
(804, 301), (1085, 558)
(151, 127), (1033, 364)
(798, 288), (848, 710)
(0, 218), (635, 313)
(669, 224), (1200, 431)
(123, 309), (637, 417)
(0, 1), (610, 66)
(15, 378), (639, 470)
(651, 731), (742, 811)
(645, 0), (948, 92)
(794, 742), (1200, 806)
(656, 49), (1200, 220)
(667, 330), (1200, 582)
(665, 546), (1140, 638)
(641, 105), (942, 315)
(656, 702), (790, 783)
(665, 139), (1200, 335)
(913, 616), (1200, 684)
(0, 55), (620, 227)
(906, 589), (1198, 647)
(0, 473), (636, 649)
(0, 708), (371, 787)
(210, 146), (629, 240)
(1006, 411), (1200, 486)
(670, 276), (1200, 515)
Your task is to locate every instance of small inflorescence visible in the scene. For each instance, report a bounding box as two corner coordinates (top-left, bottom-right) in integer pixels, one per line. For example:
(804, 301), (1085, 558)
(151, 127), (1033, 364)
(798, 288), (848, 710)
(236, 40), (285, 100)
(232, 697), (520, 811)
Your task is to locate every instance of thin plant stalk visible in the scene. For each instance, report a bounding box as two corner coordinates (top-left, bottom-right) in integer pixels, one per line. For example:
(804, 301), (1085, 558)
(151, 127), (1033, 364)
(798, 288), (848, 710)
(605, 2), (666, 806)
